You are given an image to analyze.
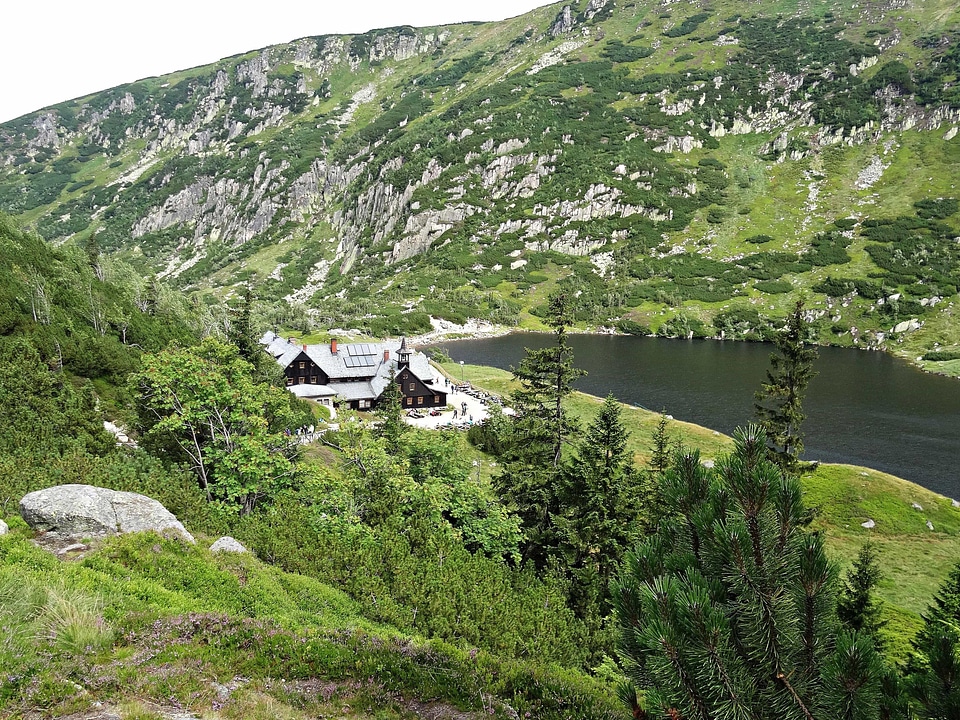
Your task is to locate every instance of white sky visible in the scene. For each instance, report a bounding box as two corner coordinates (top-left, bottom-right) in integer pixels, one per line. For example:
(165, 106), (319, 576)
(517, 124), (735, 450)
(1, 0), (552, 124)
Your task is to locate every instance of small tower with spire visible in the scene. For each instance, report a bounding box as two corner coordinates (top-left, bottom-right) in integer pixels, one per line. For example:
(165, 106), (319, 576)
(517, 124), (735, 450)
(397, 337), (411, 369)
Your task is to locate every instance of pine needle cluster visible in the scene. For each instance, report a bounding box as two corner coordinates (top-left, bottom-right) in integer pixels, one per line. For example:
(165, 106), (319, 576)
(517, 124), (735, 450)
(614, 425), (884, 720)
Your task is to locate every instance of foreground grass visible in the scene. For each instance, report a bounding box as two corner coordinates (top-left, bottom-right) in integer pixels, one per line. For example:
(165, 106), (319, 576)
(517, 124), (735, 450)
(0, 531), (623, 720)
(801, 463), (960, 660)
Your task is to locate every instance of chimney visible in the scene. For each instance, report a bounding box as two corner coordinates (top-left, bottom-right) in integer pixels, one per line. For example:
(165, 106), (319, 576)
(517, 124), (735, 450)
(384, 349), (390, 362)
(302, 344), (307, 352)
(330, 338), (338, 354)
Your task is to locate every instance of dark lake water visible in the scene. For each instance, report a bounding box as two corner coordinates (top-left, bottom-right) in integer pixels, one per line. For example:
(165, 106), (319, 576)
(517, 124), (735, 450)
(435, 333), (960, 498)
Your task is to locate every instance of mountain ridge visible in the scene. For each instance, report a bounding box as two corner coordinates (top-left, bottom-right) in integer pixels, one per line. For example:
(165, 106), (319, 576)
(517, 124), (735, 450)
(2, 0), (960, 370)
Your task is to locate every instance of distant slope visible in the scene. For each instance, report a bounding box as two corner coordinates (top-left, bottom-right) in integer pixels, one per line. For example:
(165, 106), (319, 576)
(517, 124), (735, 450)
(1, 0), (959, 368)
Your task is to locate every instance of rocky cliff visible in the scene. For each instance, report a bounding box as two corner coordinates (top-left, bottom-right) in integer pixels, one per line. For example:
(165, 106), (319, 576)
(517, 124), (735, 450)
(1, 0), (959, 359)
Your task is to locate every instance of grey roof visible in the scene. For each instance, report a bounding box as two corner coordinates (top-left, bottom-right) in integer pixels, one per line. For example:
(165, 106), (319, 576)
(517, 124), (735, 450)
(288, 384), (338, 398)
(260, 332), (441, 403)
(326, 381), (378, 401)
(302, 338), (434, 382)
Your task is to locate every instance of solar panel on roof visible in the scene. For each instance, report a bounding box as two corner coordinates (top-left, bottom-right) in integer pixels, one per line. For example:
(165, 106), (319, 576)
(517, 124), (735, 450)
(343, 354), (377, 368)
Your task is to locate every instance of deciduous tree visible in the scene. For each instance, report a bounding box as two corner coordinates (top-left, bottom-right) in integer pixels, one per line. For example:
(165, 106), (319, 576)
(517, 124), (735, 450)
(134, 338), (303, 515)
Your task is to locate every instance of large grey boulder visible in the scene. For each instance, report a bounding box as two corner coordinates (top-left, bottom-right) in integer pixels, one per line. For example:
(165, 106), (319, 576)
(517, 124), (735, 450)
(19, 484), (194, 543)
(0, 518), (8, 535)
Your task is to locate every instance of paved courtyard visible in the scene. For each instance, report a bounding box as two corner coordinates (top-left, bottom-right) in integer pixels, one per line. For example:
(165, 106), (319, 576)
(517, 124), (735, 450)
(402, 382), (507, 430)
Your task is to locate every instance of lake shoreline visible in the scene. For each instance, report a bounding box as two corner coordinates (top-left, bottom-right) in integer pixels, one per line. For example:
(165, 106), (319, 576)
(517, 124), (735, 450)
(410, 318), (958, 381)
(431, 332), (960, 497)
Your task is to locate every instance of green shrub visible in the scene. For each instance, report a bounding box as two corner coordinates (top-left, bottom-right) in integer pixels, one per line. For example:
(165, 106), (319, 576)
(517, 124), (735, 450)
(706, 207), (726, 224)
(914, 198), (959, 220)
(923, 350), (960, 362)
(664, 12), (710, 38)
(617, 319), (650, 335)
(600, 41), (655, 63)
(755, 279), (793, 294)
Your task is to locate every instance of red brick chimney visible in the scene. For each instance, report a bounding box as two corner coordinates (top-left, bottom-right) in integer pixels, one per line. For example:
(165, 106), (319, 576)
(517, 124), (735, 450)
(384, 349), (390, 362)
(330, 338), (338, 354)
(302, 344), (307, 352)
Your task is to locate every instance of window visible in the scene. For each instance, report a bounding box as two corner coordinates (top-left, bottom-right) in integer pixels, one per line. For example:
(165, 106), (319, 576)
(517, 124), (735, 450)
(299, 377), (305, 384)
(285, 377), (293, 386)
(434, 395), (439, 403)
(402, 373), (408, 381)
(310, 376), (317, 384)
(299, 361), (305, 369)
(417, 396), (424, 405)
(359, 400), (369, 409)
(409, 383), (415, 391)
(406, 398), (413, 406)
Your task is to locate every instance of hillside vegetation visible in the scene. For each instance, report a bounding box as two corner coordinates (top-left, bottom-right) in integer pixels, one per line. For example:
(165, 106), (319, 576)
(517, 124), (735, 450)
(1, 0), (959, 370)
(0, 223), (953, 714)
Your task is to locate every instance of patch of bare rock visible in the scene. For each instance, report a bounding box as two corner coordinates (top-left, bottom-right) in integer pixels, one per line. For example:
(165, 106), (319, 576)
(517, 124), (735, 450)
(19, 484), (195, 547)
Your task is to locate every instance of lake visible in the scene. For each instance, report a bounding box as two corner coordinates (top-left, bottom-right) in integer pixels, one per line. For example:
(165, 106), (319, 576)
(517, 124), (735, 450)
(435, 333), (960, 498)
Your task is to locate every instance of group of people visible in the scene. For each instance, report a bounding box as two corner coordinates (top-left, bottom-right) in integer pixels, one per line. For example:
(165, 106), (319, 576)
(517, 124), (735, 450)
(452, 400), (472, 423)
(286, 424), (316, 441)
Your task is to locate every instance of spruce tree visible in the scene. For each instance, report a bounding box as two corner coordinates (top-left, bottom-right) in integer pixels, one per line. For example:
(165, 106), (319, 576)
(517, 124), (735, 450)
(375, 374), (407, 454)
(837, 542), (887, 642)
(649, 412), (672, 477)
(613, 425), (883, 720)
(755, 298), (819, 469)
(229, 285), (259, 363)
(907, 563), (960, 719)
(84, 231), (104, 281)
(559, 394), (645, 617)
(495, 291), (585, 567)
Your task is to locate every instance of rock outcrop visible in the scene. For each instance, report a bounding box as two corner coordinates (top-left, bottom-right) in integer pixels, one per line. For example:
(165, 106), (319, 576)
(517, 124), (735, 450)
(210, 536), (248, 554)
(19, 484), (194, 543)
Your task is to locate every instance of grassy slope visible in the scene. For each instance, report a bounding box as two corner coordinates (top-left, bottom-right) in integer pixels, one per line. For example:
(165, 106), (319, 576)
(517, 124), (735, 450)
(0, 528), (621, 720)
(5, 0), (960, 369)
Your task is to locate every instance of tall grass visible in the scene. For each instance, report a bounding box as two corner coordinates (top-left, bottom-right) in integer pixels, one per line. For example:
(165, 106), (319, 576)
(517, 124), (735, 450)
(0, 573), (113, 660)
(0, 573), (46, 660)
(38, 584), (114, 654)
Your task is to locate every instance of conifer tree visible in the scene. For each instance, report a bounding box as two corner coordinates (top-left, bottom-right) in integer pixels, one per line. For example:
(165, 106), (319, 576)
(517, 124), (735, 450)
(614, 425), (883, 720)
(559, 394), (645, 617)
(649, 412), (672, 478)
(229, 285), (259, 363)
(837, 542), (887, 642)
(375, 374), (408, 454)
(907, 563), (960, 719)
(755, 298), (819, 469)
(510, 292), (585, 468)
(495, 291), (585, 567)
(84, 231), (104, 281)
